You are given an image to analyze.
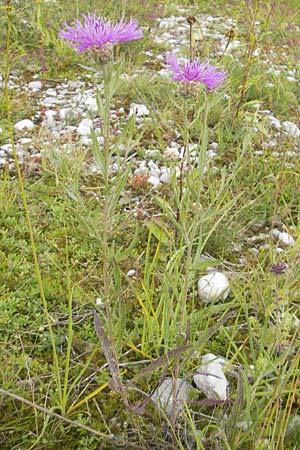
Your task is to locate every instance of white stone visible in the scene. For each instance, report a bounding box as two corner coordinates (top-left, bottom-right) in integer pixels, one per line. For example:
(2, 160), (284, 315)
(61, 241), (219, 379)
(45, 88), (57, 97)
(129, 103), (149, 117)
(134, 166), (149, 176)
(269, 116), (281, 130)
(28, 80), (42, 91)
(96, 297), (103, 306)
(207, 149), (217, 160)
(160, 171), (172, 184)
(147, 175), (160, 189)
(164, 147), (179, 160)
(18, 138), (32, 144)
(272, 229), (294, 246)
(85, 95), (98, 112)
(126, 269), (137, 278)
(278, 232), (294, 246)
(271, 229), (280, 239)
(197, 271), (230, 303)
(1, 144), (13, 154)
(282, 121), (300, 138)
(152, 378), (189, 416)
(14, 119), (34, 131)
(208, 142), (219, 151)
(42, 97), (57, 107)
(77, 118), (93, 136)
(59, 108), (71, 120)
(148, 161), (160, 178)
(44, 110), (57, 128)
(193, 353), (229, 400)
(145, 149), (160, 158)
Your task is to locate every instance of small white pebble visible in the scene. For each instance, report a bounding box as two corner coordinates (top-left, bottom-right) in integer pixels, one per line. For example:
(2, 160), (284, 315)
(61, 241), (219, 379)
(272, 229), (294, 246)
(28, 80), (42, 91)
(147, 175), (160, 189)
(129, 103), (149, 117)
(77, 118), (93, 136)
(282, 121), (300, 138)
(126, 269), (136, 278)
(160, 171), (172, 184)
(14, 119), (35, 131)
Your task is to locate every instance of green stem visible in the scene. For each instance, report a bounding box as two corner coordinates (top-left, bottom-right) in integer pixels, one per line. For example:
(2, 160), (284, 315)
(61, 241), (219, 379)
(4, 14), (62, 406)
(101, 64), (113, 341)
(101, 63), (128, 407)
(198, 92), (209, 194)
(103, 64), (111, 190)
(176, 93), (190, 223)
(62, 233), (73, 413)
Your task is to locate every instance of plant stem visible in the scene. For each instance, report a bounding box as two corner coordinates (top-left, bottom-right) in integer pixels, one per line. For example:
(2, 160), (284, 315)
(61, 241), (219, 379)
(100, 64), (129, 407)
(198, 92), (209, 194)
(101, 64), (113, 339)
(4, 12), (63, 407)
(62, 233), (73, 413)
(177, 93), (189, 223)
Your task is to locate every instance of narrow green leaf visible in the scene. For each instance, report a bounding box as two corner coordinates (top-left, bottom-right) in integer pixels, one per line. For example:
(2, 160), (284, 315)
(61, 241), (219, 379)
(146, 221), (170, 246)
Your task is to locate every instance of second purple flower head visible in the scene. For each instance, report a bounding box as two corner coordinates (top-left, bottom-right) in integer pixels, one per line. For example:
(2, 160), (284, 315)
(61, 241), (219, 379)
(165, 52), (227, 90)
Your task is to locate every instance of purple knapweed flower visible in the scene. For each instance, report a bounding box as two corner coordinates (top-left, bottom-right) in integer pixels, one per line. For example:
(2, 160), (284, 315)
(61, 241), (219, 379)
(165, 51), (227, 90)
(59, 12), (143, 53)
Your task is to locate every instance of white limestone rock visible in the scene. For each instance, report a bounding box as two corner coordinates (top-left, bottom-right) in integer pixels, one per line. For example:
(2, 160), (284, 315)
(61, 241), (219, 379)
(147, 175), (160, 189)
(129, 103), (149, 117)
(193, 353), (229, 400)
(197, 271), (230, 303)
(42, 97), (57, 107)
(77, 118), (93, 136)
(269, 116), (281, 131)
(126, 269), (136, 278)
(28, 80), (42, 91)
(160, 171), (172, 184)
(282, 121), (300, 138)
(59, 108), (71, 120)
(148, 160), (161, 178)
(84, 95), (98, 112)
(44, 110), (57, 128)
(208, 142), (219, 151)
(152, 378), (190, 416)
(14, 119), (35, 131)
(271, 229), (295, 246)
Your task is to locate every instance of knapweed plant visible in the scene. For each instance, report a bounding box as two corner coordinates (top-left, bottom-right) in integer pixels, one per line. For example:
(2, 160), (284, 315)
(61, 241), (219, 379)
(161, 48), (227, 427)
(165, 51), (227, 222)
(59, 12), (143, 407)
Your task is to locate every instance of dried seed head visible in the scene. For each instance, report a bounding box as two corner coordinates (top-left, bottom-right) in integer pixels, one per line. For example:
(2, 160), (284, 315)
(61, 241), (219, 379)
(227, 29), (235, 39)
(187, 16), (197, 26)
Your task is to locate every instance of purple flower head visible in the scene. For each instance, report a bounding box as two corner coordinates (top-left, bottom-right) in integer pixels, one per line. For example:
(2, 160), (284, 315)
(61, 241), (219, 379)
(59, 12), (143, 53)
(165, 52), (227, 90)
(270, 262), (287, 276)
